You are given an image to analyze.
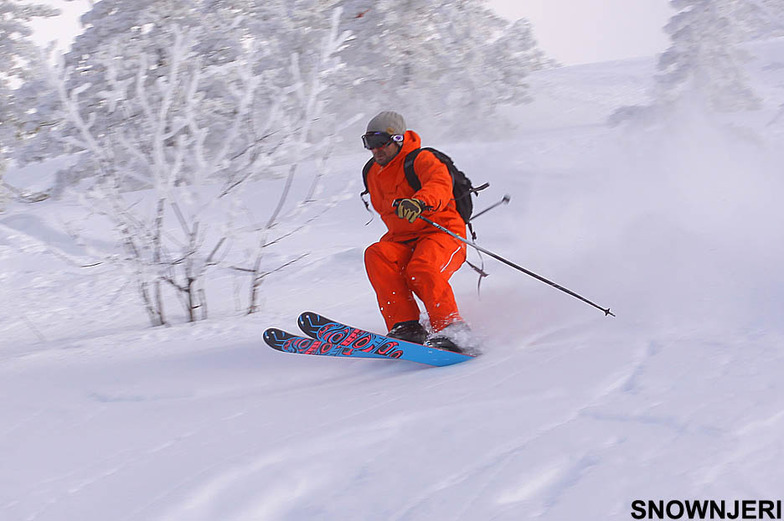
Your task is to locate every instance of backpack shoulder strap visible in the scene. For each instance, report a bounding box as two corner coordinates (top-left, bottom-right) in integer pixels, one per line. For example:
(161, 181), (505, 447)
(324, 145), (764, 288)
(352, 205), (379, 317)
(402, 148), (424, 191)
(361, 157), (375, 196)
(360, 158), (377, 216)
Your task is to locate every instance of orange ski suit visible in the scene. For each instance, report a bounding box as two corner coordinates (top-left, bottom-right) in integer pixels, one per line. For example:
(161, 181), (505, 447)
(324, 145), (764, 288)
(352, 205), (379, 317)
(364, 130), (467, 332)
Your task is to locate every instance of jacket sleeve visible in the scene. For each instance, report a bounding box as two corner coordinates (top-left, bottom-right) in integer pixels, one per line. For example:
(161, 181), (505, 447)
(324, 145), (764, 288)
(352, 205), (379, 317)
(411, 150), (453, 212)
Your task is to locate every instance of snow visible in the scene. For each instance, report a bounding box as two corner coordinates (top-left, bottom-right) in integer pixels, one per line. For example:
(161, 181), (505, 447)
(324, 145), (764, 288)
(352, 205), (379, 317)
(3, 45), (784, 520)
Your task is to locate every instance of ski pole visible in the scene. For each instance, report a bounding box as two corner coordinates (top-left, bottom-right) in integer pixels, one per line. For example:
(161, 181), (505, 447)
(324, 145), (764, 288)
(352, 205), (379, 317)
(418, 215), (615, 317)
(470, 194), (511, 221)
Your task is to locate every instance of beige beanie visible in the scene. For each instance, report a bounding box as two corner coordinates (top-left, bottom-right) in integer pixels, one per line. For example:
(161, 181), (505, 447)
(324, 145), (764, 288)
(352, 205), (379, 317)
(366, 111), (406, 135)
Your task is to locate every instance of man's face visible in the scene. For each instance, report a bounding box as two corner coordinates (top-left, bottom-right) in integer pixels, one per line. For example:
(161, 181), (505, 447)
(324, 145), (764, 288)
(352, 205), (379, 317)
(372, 140), (400, 166)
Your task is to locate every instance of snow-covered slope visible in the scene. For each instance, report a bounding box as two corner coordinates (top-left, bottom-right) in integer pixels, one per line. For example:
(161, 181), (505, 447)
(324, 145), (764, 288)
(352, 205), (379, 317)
(3, 45), (784, 520)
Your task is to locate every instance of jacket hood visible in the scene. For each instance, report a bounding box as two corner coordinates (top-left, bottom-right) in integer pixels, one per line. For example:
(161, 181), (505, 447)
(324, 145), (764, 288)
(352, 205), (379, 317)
(402, 130), (421, 150)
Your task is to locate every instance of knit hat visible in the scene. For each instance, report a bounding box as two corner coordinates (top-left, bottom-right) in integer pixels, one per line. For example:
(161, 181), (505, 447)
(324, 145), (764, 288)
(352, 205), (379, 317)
(366, 111), (406, 136)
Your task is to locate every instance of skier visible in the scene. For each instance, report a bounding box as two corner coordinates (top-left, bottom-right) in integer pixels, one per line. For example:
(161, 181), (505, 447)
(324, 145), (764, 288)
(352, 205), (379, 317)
(361, 111), (472, 352)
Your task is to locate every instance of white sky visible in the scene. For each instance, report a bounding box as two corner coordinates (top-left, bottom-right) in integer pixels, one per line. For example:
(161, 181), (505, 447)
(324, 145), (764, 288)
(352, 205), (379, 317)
(487, 0), (674, 64)
(29, 0), (90, 53)
(33, 0), (674, 66)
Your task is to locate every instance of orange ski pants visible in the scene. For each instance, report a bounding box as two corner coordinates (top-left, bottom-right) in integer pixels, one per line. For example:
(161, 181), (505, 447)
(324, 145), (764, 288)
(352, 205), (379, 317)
(365, 234), (466, 332)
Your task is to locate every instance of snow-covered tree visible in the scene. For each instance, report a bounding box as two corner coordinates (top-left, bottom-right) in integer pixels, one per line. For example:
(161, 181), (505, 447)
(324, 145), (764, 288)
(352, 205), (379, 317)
(50, 0), (238, 188)
(654, 0), (761, 112)
(485, 18), (549, 106)
(732, 0), (784, 38)
(16, 0), (547, 175)
(330, 0), (547, 134)
(16, 1), (340, 189)
(52, 6), (350, 325)
(610, 0), (762, 126)
(0, 0), (59, 107)
(65, 0), (242, 94)
(0, 0), (62, 200)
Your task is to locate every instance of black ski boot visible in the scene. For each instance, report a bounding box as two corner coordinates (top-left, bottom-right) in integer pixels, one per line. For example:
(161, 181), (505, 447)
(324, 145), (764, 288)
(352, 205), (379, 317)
(387, 320), (428, 345)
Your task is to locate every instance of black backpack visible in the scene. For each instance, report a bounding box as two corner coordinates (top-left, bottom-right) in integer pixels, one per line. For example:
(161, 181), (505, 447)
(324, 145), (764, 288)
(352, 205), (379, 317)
(361, 147), (488, 239)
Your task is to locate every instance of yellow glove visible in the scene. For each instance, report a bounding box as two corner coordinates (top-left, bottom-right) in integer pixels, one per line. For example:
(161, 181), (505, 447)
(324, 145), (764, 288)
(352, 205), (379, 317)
(395, 198), (425, 223)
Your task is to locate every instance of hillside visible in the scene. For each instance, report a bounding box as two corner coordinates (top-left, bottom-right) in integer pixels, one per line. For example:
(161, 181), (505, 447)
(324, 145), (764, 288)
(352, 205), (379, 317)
(2, 43), (784, 520)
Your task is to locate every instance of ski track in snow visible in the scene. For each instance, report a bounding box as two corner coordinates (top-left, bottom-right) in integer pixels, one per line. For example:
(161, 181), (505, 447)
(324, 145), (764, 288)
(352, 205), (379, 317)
(112, 335), (660, 520)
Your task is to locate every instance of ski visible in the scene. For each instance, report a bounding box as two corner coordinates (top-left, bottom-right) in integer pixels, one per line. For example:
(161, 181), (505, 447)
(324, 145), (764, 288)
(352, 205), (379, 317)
(297, 311), (476, 366)
(263, 328), (392, 360)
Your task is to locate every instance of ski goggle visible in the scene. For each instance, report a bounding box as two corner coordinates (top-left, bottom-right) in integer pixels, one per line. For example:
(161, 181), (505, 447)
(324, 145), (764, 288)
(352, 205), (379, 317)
(362, 132), (403, 150)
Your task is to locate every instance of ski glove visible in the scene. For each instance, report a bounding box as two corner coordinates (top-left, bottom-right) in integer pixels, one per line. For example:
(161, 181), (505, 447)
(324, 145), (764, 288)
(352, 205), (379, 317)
(395, 198), (425, 223)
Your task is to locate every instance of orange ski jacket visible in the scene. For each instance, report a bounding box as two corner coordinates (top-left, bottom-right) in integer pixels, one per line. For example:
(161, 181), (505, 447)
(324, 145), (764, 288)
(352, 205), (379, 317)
(365, 130), (466, 243)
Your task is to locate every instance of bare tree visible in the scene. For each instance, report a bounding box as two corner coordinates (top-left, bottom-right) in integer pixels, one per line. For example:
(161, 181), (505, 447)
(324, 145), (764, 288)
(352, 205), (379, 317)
(236, 9), (356, 314)
(54, 29), (275, 324)
(52, 7), (351, 325)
